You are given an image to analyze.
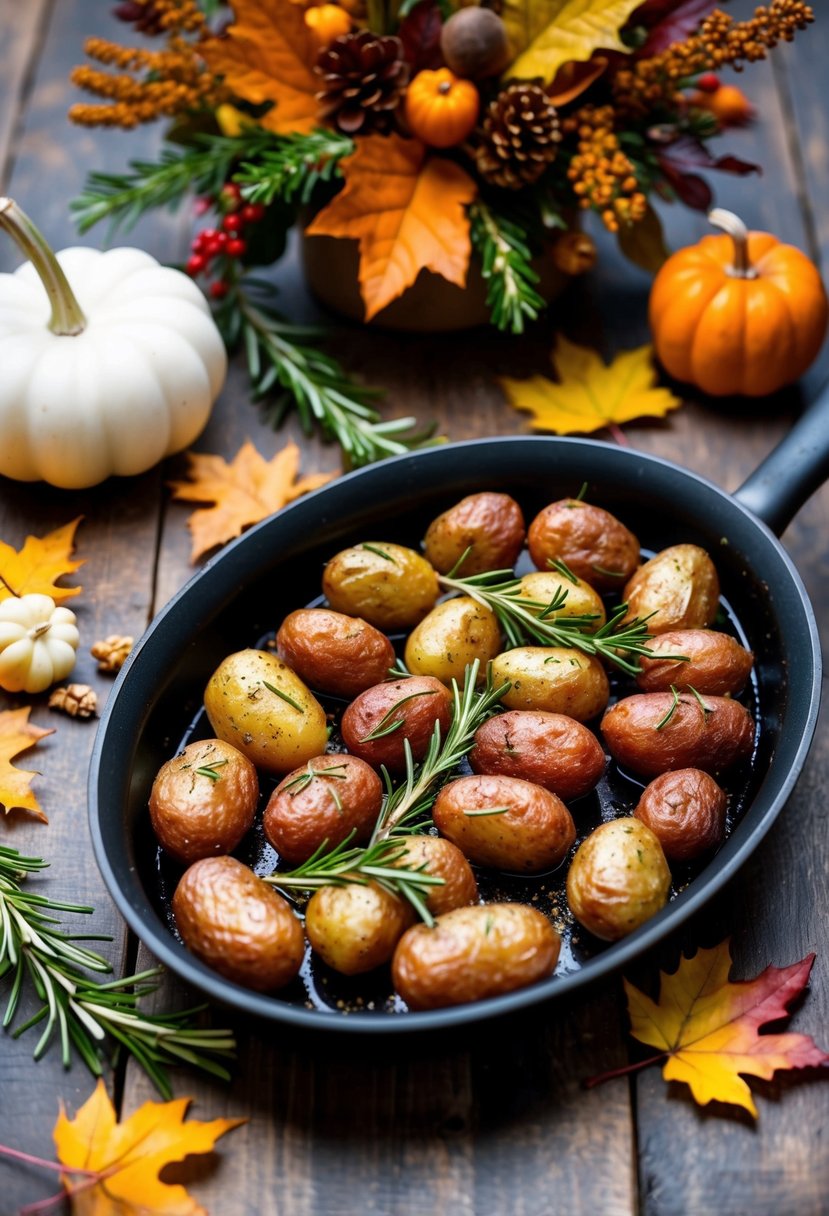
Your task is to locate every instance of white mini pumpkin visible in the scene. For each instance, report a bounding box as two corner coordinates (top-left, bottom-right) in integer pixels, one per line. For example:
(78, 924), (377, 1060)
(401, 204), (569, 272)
(0, 198), (227, 489)
(0, 594), (80, 694)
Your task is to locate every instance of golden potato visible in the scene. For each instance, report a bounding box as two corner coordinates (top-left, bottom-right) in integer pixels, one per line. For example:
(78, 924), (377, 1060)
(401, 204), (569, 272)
(566, 818), (671, 941)
(470, 710), (606, 801)
(517, 571), (606, 631)
(263, 754), (383, 864)
(391, 835), (479, 916)
(634, 768), (727, 861)
(527, 499), (640, 590)
(276, 608), (395, 698)
(434, 774), (575, 873)
(392, 904), (560, 1010)
(173, 856), (304, 991)
(404, 596), (501, 685)
(423, 492), (526, 576)
(341, 676), (453, 772)
(305, 882), (414, 975)
(204, 648), (328, 775)
(601, 691), (754, 777)
(491, 646), (609, 721)
(323, 542), (439, 630)
(622, 544), (719, 633)
(636, 629), (753, 696)
(149, 738), (258, 865)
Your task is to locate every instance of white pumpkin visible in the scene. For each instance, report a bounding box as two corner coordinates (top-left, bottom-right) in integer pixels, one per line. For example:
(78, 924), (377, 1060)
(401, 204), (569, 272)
(0, 198), (227, 489)
(0, 594), (80, 694)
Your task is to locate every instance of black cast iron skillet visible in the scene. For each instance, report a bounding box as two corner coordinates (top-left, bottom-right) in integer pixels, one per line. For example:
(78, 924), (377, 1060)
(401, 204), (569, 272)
(89, 392), (829, 1032)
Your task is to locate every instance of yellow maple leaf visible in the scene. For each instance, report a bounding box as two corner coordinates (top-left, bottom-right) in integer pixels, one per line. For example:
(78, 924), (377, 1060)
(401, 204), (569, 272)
(54, 1079), (244, 1216)
(0, 518), (84, 604)
(0, 707), (54, 823)
(623, 941), (828, 1117)
(306, 135), (477, 321)
(502, 0), (644, 84)
(500, 337), (681, 436)
(200, 0), (320, 135)
(170, 440), (335, 562)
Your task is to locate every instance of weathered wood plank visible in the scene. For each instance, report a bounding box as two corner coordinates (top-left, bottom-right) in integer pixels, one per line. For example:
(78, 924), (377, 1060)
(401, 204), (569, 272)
(0, 0), (50, 186)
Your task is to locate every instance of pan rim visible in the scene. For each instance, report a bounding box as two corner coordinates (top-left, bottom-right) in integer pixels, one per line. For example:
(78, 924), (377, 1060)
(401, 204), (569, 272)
(89, 435), (822, 1032)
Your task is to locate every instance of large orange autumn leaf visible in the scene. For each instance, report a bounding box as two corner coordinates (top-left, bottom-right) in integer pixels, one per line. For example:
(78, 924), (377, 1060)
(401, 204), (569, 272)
(54, 1079), (244, 1216)
(306, 135), (478, 321)
(0, 518), (84, 604)
(0, 707), (54, 823)
(200, 0), (320, 135)
(617, 941), (828, 1116)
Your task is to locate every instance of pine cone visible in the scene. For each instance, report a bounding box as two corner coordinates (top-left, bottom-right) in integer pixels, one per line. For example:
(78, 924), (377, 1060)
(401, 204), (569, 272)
(91, 634), (134, 673)
(49, 684), (98, 719)
(475, 81), (561, 190)
(315, 31), (409, 134)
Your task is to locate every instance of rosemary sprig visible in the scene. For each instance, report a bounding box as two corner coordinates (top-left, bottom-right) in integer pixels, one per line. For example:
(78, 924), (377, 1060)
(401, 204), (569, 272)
(0, 846), (236, 1099)
(358, 689), (440, 742)
(234, 129), (354, 206)
(469, 199), (546, 334)
(438, 569), (669, 676)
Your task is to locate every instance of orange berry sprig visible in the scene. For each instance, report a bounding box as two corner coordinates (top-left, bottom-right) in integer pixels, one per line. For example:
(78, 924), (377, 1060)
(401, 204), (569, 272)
(562, 106), (648, 233)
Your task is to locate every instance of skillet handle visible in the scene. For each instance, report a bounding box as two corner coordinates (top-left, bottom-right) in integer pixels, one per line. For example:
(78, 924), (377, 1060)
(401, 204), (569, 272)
(733, 383), (829, 536)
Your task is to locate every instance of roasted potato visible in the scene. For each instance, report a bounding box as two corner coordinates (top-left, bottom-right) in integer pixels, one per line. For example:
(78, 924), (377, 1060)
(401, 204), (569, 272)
(492, 646), (609, 721)
(634, 768), (727, 861)
(204, 649), (328, 775)
(566, 818), (671, 941)
(305, 882), (414, 975)
(423, 492), (526, 576)
(636, 629), (753, 696)
(527, 499), (640, 591)
(263, 754), (383, 864)
(391, 835), (479, 916)
(601, 691), (754, 777)
(517, 570), (606, 630)
(392, 903), (560, 1010)
(149, 738), (258, 865)
(404, 596), (501, 685)
(173, 856), (304, 991)
(433, 774), (576, 873)
(323, 542), (439, 630)
(276, 608), (395, 699)
(622, 544), (719, 633)
(470, 710), (606, 801)
(341, 676), (453, 772)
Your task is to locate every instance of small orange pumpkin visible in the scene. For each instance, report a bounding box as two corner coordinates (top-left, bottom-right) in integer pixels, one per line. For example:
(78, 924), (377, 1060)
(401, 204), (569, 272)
(405, 69), (479, 149)
(305, 3), (351, 45)
(649, 209), (828, 396)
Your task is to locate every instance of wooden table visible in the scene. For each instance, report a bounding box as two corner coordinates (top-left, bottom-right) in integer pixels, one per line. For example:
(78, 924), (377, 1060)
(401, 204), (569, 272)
(1, 3), (827, 1213)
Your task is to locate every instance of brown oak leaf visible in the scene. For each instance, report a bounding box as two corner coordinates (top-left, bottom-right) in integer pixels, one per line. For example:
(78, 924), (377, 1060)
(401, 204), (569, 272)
(170, 441), (335, 561)
(0, 707), (54, 823)
(0, 518), (84, 604)
(306, 135), (477, 320)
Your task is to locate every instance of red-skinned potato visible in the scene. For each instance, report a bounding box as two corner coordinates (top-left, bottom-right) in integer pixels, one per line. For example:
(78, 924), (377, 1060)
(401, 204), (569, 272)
(149, 738), (258, 865)
(470, 710), (606, 801)
(636, 629), (753, 695)
(527, 499), (640, 590)
(433, 774), (576, 873)
(404, 596), (501, 685)
(566, 818), (670, 941)
(423, 492), (526, 575)
(263, 754), (383, 864)
(173, 856), (304, 991)
(622, 544), (719, 633)
(341, 676), (453, 772)
(322, 542), (439, 630)
(391, 835), (478, 915)
(392, 903), (560, 1010)
(276, 608), (395, 698)
(634, 768), (727, 861)
(491, 646), (609, 721)
(601, 691), (754, 777)
(305, 882), (414, 975)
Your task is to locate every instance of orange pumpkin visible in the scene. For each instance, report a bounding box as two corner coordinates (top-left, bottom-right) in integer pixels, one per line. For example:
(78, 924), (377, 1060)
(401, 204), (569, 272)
(305, 3), (351, 44)
(405, 69), (479, 149)
(649, 209), (828, 396)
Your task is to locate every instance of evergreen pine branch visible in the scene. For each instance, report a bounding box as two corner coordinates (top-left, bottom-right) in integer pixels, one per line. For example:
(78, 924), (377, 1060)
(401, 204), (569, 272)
(233, 129), (354, 206)
(469, 199), (546, 335)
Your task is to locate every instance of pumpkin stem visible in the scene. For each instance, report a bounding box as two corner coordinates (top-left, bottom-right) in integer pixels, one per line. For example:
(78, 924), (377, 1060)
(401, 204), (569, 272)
(0, 198), (87, 335)
(708, 207), (756, 279)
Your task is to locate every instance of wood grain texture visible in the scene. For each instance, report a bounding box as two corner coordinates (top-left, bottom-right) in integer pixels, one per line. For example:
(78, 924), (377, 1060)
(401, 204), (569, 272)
(0, 0), (50, 185)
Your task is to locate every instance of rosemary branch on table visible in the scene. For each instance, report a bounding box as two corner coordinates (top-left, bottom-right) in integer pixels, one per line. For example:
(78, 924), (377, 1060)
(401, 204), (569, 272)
(0, 846), (236, 1098)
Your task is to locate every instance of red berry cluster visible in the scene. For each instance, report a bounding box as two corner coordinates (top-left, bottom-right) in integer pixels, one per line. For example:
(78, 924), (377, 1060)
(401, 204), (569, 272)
(186, 183), (266, 299)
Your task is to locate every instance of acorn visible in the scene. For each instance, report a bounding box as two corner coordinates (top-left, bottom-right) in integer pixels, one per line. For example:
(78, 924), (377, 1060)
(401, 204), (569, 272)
(440, 8), (511, 80)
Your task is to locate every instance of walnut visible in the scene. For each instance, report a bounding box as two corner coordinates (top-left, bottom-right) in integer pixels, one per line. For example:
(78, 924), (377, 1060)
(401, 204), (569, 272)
(91, 634), (133, 673)
(48, 684), (98, 719)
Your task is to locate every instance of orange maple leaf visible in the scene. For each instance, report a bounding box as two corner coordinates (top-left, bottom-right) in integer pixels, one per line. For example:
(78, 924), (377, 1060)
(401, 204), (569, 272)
(54, 1079), (244, 1216)
(0, 707), (54, 823)
(306, 135), (478, 321)
(200, 0), (320, 135)
(170, 440), (335, 562)
(591, 940), (828, 1116)
(0, 518), (84, 604)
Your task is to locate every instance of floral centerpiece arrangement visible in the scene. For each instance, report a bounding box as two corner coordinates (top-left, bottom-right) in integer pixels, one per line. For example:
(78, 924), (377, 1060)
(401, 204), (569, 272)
(69, 0), (813, 465)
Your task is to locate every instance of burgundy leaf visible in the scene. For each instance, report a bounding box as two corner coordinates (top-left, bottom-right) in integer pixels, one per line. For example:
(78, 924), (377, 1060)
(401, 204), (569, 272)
(399, 0), (444, 73)
(637, 0), (713, 54)
(659, 135), (760, 176)
(708, 154), (762, 177)
(658, 159), (713, 210)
